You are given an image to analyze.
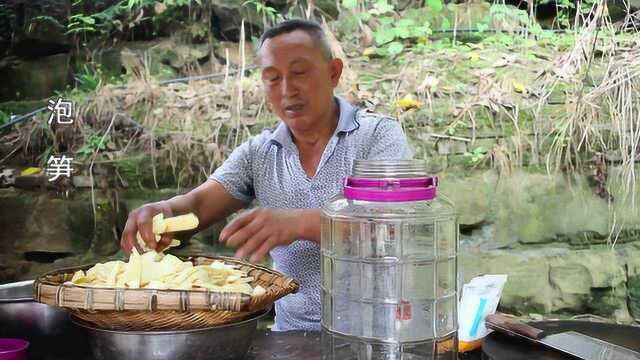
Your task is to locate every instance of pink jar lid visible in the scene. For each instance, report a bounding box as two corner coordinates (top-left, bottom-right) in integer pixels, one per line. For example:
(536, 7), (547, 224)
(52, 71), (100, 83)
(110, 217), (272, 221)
(343, 176), (438, 202)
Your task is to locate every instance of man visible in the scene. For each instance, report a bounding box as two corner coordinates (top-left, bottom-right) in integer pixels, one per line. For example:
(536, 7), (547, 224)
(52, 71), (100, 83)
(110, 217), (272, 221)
(120, 19), (412, 331)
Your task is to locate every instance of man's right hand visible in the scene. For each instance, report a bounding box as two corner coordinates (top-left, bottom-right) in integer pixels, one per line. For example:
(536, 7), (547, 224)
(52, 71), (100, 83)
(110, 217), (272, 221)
(120, 201), (174, 255)
(118, 179), (248, 256)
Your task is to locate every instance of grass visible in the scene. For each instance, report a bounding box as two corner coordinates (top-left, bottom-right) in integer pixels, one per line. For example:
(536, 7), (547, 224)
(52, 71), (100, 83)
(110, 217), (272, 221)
(1, 0), (638, 206)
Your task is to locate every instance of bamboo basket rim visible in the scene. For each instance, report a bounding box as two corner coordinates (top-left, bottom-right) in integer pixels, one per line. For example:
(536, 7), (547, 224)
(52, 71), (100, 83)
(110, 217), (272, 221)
(33, 254), (299, 313)
(69, 306), (272, 334)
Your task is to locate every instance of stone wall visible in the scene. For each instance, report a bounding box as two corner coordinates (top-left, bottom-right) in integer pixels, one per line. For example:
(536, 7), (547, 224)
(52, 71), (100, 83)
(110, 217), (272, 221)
(0, 187), (229, 283)
(442, 167), (640, 322)
(1, 158), (639, 323)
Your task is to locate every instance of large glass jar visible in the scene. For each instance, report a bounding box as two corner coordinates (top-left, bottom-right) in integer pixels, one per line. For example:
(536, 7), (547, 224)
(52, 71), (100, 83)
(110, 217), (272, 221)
(321, 160), (458, 359)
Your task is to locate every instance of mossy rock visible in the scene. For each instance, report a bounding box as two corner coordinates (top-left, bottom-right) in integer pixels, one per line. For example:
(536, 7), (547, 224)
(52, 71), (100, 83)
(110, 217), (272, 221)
(0, 100), (47, 116)
(628, 275), (640, 320)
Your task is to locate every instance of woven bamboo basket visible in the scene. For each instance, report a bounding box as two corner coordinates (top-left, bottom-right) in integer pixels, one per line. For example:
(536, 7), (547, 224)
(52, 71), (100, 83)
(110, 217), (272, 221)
(33, 255), (299, 331)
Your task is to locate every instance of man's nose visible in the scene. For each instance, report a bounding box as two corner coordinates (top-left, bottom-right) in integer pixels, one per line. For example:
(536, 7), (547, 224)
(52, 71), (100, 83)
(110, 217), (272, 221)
(282, 76), (298, 96)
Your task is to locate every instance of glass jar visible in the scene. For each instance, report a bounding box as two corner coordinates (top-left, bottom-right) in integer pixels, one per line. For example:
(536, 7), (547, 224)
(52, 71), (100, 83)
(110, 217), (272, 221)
(321, 160), (458, 359)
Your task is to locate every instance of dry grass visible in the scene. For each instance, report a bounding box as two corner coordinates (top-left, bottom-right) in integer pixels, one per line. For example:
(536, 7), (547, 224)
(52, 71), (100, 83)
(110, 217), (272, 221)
(3, 4), (638, 200)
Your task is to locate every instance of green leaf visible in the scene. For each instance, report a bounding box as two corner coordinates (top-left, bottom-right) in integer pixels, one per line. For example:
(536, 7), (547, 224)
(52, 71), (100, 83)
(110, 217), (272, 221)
(386, 41), (404, 56)
(441, 17), (450, 30)
(374, 28), (395, 45)
(358, 12), (371, 21)
(375, 46), (388, 57)
(395, 26), (411, 39)
(379, 17), (394, 25)
(477, 22), (489, 33)
(371, 0), (393, 14)
(426, 0), (443, 14)
(342, 0), (358, 9)
(397, 18), (415, 27)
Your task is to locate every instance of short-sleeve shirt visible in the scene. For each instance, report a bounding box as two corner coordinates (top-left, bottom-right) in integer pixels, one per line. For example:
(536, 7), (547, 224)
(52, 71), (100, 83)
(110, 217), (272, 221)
(210, 96), (412, 331)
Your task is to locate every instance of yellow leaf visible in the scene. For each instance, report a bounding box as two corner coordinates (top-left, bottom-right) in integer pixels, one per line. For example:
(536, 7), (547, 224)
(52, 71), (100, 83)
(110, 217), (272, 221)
(362, 47), (376, 57)
(397, 97), (421, 111)
(513, 81), (526, 93)
(240, 77), (252, 89)
(20, 167), (41, 176)
(469, 52), (480, 62)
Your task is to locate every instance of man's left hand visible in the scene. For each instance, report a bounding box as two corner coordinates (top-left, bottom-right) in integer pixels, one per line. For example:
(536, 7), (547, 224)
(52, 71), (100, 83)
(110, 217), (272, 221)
(219, 208), (301, 263)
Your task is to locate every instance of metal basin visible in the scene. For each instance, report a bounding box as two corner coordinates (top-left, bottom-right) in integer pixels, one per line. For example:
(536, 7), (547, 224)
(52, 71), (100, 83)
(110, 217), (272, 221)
(71, 308), (270, 360)
(0, 280), (87, 358)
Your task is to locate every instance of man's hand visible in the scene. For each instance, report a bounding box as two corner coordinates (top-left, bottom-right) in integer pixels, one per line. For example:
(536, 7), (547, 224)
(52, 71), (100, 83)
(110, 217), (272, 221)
(121, 201), (174, 254)
(219, 208), (311, 263)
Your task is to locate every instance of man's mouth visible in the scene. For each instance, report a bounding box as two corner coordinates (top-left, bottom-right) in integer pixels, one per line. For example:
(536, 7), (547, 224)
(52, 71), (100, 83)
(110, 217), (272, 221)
(284, 104), (304, 115)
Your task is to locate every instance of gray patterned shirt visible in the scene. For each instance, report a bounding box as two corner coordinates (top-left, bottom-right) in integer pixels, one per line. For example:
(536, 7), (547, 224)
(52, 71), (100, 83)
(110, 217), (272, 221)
(210, 96), (412, 331)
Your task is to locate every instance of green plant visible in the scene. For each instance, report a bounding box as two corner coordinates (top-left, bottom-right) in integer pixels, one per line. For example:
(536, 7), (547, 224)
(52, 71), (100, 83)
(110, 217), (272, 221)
(61, 0), (198, 39)
(74, 64), (103, 92)
(242, 0), (283, 27)
(355, 1), (433, 57)
(66, 13), (98, 34)
(77, 132), (108, 159)
(464, 146), (488, 165)
(555, 0), (598, 28)
(0, 110), (9, 126)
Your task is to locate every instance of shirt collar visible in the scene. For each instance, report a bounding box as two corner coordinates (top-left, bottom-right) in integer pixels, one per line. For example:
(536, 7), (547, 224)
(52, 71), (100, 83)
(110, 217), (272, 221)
(269, 96), (359, 146)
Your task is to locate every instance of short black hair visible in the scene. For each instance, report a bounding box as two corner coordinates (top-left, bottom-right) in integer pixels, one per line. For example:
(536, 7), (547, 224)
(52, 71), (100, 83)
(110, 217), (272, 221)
(257, 19), (333, 60)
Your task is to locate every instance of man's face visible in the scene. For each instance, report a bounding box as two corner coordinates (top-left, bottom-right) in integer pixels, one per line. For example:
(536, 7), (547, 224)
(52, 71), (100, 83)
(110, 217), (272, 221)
(257, 30), (343, 131)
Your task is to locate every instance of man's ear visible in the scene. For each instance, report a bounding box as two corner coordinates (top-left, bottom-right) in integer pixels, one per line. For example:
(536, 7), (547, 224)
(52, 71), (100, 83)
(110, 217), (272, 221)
(329, 58), (343, 88)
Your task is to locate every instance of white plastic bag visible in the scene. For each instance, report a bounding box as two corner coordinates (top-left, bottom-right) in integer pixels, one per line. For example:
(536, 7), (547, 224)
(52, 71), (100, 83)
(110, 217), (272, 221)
(458, 274), (508, 345)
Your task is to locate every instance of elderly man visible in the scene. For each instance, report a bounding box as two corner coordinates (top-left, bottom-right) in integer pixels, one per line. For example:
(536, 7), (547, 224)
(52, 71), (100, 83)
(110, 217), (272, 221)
(121, 19), (412, 331)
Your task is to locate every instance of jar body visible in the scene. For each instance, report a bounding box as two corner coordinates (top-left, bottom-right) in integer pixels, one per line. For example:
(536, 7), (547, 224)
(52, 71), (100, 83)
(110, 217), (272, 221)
(320, 161), (458, 359)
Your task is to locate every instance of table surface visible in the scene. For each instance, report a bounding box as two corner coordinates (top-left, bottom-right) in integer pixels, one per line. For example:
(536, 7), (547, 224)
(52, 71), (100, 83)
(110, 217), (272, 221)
(30, 322), (640, 360)
(28, 328), (483, 360)
(247, 331), (482, 360)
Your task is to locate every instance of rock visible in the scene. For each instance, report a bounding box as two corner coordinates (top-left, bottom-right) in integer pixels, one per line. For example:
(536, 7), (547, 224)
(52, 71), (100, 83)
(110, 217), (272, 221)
(472, 138), (497, 152)
(547, 248), (627, 317)
(210, 0), (339, 42)
(157, 42), (210, 69)
(213, 41), (256, 67)
(0, 168), (16, 186)
(14, 173), (46, 190)
(628, 275), (640, 320)
(608, 164), (640, 226)
(460, 250), (554, 314)
(72, 175), (93, 188)
(549, 264), (592, 294)
(0, 189), (123, 269)
(281, 0), (340, 19)
(439, 170), (494, 228)
(211, 2), (264, 42)
(574, 250), (625, 288)
(622, 245), (640, 320)
(436, 139), (468, 155)
(0, 256), (32, 283)
(591, 285), (632, 322)
(608, 0), (640, 22)
(460, 246), (632, 318)
(1, 52), (71, 101)
(492, 171), (610, 245)
(120, 43), (179, 81)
